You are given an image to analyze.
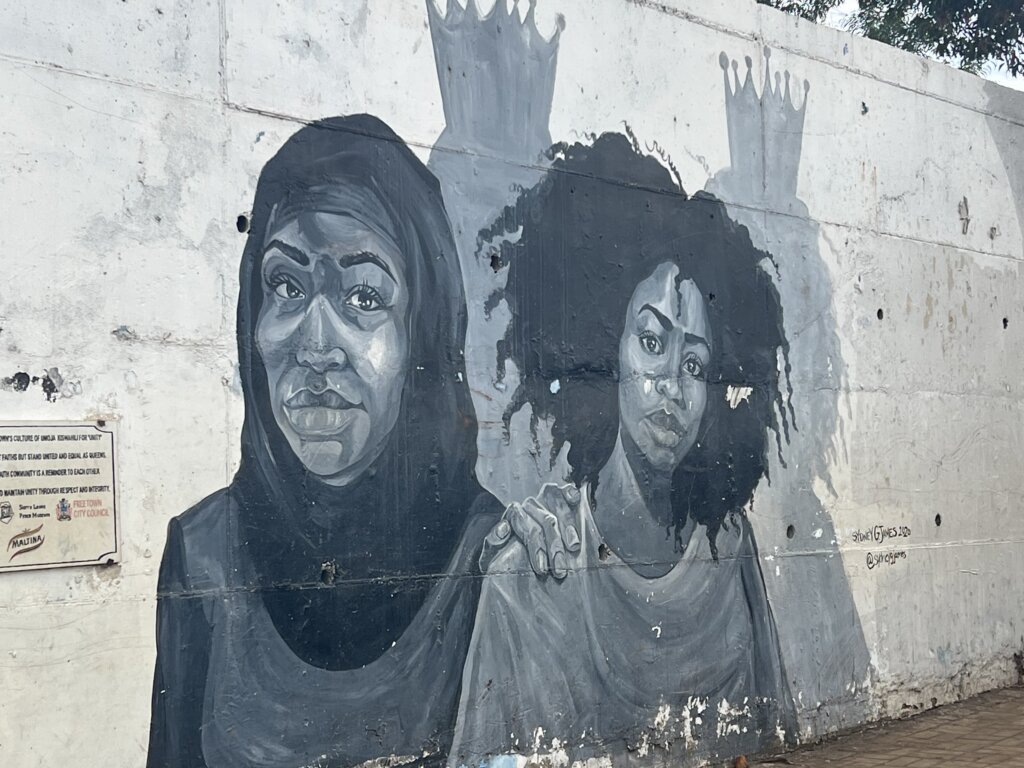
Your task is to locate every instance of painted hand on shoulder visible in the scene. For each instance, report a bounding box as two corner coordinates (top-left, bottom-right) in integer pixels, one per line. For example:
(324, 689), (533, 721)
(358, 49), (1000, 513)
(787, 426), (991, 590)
(479, 483), (582, 578)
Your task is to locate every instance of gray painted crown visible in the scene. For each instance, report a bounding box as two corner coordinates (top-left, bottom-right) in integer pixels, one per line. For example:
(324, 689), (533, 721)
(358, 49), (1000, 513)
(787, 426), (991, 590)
(721, 47), (810, 202)
(427, 0), (563, 158)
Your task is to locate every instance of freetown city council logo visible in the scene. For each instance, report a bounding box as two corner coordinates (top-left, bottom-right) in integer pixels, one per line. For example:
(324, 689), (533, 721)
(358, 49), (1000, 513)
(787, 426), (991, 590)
(56, 497), (72, 522)
(0, 501), (12, 525)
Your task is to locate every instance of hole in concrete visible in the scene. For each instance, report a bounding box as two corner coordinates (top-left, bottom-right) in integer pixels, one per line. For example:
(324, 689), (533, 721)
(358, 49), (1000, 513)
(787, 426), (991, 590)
(489, 251), (502, 273)
(876, 308), (884, 320)
(320, 561), (337, 586)
(935, 514), (942, 527)
(786, 524), (795, 539)
(97, 419), (106, 428)
(236, 214), (250, 234)
(598, 542), (610, 561)
(41, 375), (58, 402)
(1003, 317), (1009, 329)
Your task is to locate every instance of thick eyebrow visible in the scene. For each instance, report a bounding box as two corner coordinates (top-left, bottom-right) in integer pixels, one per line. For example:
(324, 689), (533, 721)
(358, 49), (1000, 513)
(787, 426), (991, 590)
(337, 251), (396, 282)
(263, 239), (309, 266)
(262, 244), (396, 283)
(640, 303), (673, 331)
(641, 304), (711, 351)
(684, 332), (711, 352)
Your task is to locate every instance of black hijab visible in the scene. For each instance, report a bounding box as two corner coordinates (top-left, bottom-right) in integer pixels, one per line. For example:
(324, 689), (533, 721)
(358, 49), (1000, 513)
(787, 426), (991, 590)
(230, 115), (481, 669)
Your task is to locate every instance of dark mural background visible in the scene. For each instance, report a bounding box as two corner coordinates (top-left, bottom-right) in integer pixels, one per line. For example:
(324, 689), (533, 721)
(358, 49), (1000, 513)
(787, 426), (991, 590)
(146, 2), (872, 766)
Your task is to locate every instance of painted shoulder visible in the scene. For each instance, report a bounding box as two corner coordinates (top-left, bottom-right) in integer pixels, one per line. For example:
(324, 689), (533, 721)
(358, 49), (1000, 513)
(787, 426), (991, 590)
(170, 487), (233, 591)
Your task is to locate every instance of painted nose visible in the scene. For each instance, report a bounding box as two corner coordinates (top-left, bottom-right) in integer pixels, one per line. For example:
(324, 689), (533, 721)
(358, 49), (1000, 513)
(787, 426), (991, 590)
(295, 296), (349, 373)
(655, 375), (682, 402)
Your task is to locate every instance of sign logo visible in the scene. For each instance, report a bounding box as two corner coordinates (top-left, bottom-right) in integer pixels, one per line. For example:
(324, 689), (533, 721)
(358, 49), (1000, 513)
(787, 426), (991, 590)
(8, 524), (44, 561)
(0, 502), (11, 525)
(56, 497), (72, 522)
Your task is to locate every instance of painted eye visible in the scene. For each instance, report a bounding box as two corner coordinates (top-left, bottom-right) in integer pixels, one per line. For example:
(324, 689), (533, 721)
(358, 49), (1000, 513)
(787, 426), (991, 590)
(345, 284), (386, 312)
(683, 357), (705, 379)
(271, 276), (304, 300)
(638, 331), (663, 355)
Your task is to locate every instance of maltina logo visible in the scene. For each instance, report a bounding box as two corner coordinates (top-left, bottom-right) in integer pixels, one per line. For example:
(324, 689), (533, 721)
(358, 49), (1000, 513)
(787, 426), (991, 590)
(8, 524), (44, 561)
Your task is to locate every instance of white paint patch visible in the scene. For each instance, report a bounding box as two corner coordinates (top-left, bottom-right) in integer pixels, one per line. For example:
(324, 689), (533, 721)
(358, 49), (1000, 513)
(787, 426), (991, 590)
(651, 624), (662, 638)
(725, 384), (753, 409)
(366, 335), (387, 371)
(635, 731), (650, 757)
(679, 706), (696, 749)
(715, 698), (751, 738)
(776, 723), (788, 745)
(812, 528), (823, 538)
(531, 727), (545, 753)
(549, 379), (561, 394)
(511, 728), (569, 768)
(643, 376), (654, 395)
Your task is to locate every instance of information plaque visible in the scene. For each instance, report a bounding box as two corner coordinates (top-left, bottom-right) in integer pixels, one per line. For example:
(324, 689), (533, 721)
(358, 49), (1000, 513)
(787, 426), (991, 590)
(0, 422), (119, 573)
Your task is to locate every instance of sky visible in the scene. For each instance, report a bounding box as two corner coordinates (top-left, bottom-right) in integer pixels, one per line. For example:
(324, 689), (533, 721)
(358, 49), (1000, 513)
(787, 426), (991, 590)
(823, 0), (1023, 92)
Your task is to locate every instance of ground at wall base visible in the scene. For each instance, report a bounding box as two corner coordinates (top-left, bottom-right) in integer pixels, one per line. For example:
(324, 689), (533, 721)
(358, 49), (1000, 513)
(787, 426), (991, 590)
(747, 686), (1024, 767)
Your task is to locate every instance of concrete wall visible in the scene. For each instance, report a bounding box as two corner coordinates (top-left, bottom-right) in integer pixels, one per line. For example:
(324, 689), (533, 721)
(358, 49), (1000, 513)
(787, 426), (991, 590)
(0, 1), (1021, 766)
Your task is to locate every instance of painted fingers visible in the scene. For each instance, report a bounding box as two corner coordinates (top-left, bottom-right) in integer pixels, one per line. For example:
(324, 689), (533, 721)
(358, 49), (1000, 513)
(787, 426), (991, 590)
(478, 483), (582, 578)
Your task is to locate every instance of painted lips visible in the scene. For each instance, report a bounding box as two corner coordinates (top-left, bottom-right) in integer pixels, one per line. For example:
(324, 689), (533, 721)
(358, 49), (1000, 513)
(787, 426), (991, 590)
(645, 409), (685, 448)
(283, 389), (362, 436)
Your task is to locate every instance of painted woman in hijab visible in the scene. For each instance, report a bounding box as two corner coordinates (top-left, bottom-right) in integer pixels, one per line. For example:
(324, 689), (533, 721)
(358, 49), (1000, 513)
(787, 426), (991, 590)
(147, 114), (501, 768)
(449, 133), (797, 766)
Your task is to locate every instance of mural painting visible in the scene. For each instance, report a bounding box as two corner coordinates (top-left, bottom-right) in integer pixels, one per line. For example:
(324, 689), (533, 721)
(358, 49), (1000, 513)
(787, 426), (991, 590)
(147, 116), (502, 767)
(147, 2), (867, 766)
(452, 133), (797, 765)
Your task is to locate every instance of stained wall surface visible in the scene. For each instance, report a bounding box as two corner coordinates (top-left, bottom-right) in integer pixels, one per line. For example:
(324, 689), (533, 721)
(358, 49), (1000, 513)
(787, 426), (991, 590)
(0, 1), (1022, 766)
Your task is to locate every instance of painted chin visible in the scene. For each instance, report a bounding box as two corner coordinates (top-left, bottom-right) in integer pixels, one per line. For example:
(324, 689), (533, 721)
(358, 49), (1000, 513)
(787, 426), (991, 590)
(294, 439), (355, 479)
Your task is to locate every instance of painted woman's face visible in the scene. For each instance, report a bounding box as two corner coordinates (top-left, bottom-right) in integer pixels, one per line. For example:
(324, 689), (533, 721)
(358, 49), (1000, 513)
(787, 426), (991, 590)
(255, 210), (410, 486)
(618, 262), (710, 474)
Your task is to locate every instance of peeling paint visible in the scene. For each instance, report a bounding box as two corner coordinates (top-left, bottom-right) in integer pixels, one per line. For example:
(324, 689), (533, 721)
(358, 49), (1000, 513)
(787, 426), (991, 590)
(111, 325), (139, 342)
(726, 384), (753, 408)
(1, 367), (75, 401)
(1, 371), (32, 392)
